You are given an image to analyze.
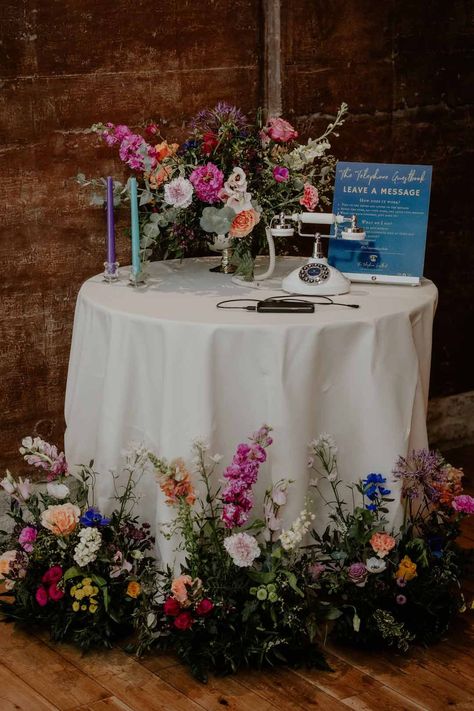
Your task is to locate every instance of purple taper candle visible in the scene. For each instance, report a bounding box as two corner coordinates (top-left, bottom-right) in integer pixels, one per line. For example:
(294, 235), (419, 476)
(106, 176), (116, 265)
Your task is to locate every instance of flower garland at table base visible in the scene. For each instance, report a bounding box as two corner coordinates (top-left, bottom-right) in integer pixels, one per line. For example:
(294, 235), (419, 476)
(1, 429), (473, 682)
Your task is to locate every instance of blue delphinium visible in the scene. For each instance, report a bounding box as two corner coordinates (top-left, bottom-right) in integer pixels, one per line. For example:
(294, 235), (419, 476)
(362, 473), (392, 511)
(80, 507), (110, 527)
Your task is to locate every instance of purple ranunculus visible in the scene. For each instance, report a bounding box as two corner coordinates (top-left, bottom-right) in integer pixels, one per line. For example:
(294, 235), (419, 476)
(347, 562), (368, 587)
(273, 166), (289, 183)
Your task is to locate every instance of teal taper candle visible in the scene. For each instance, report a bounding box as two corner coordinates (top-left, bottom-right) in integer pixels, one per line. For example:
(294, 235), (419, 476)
(130, 177), (141, 274)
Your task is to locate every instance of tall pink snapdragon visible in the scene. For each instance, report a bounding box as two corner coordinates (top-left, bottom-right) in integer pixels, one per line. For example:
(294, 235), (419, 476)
(221, 426), (272, 528)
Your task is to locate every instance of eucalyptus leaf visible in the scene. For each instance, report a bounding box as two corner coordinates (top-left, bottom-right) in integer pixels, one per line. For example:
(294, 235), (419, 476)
(200, 206), (234, 235)
(139, 191), (153, 206)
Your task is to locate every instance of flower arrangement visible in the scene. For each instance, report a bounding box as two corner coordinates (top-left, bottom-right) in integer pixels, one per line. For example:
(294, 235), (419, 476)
(307, 436), (474, 651)
(1, 428), (472, 680)
(78, 102), (348, 278)
(0, 438), (158, 650)
(137, 427), (329, 681)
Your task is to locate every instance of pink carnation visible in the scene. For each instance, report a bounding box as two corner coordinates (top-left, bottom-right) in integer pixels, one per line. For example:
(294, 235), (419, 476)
(452, 494), (474, 514)
(189, 163), (224, 204)
(299, 183), (319, 211)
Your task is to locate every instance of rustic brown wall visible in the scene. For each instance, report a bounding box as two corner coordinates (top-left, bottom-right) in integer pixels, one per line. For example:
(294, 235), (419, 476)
(0, 0), (472, 471)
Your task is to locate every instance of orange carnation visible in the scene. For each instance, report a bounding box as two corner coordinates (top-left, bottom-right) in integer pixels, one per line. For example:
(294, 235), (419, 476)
(154, 141), (179, 162)
(369, 532), (396, 558)
(148, 165), (172, 188)
(229, 209), (260, 238)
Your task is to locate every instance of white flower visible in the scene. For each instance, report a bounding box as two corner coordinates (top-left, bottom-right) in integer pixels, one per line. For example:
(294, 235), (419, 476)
(309, 433), (338, 456)
(0, 472), (16, 495)
(226, 190), (253, 214)
(271, 482), (288, 507)
(224, 167), (248, 194)
(224, 532), (261, 567)
(73, 527), (102, 567)
(279, 508), (315, 551)
(164, 176), (194, 208)
(366, 557), (387, 574)
(209, 453), (223, 463)
(16, 477), (31, 500)
(131, 549), (144, 560)
(47, 482), (70, 499)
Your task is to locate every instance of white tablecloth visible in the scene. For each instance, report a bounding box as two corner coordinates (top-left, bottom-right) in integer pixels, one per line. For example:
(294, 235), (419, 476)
(65, 257), (437, 564)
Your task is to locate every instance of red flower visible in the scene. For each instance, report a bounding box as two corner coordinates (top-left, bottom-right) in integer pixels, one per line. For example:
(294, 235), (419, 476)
(163, 597), (181, 617)
(201, 132), (218, 155)
(173, 611), (193, 630)
(42, 565), (63, 585)
(35, 586), (48, 607)
(145, 123), (159, 136)
(195, 598), (214, 616)
(48, 583), (65, 602)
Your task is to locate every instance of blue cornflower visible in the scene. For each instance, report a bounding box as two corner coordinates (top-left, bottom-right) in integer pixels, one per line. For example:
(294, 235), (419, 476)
(80, 507), (110, 527)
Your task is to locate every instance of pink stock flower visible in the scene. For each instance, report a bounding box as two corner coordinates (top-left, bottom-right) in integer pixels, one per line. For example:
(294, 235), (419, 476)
(452, 494), (474, 514)
(299, 183), (319, 211)
(273, 166), (289, 182)
(265, 117), (298, 143)
(189, 163), (224, 203)
(18, 526), (37, 553)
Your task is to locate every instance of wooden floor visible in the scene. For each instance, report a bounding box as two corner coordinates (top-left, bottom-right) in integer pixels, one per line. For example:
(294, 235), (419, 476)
(1, 447), (473, 711)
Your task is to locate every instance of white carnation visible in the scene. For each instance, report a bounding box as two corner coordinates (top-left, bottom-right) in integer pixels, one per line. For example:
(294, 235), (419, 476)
(224, 532), (261, 567)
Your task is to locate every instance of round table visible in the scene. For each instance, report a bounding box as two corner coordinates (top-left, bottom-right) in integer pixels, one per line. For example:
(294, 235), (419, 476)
(65, 257), (437, 564)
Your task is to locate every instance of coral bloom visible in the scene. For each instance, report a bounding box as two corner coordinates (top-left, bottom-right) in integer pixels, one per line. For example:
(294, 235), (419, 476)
(171, 575), (193, 604)
(159, 458), (196, 506)
(126, 581), (142, 598)
(229, 209), (260, 238)
(299, 183), (319, 211)
(370, 532), (396, 558)
(148, 165), (172, 188)
(154, 141), (178, 162)
(265, 117), (298, 143)
(40, 503), (80, 536)
(395, 555), (417, 582)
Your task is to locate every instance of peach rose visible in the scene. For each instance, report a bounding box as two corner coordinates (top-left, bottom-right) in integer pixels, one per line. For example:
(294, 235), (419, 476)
(370, 532), (396, 558)
(0, 550), (17, 580)
(229, 209), (260, 238)
(41, 503), (80, 536)
(171, 574), (193, 604)
(126, 581), (141, 598)
(148, 165), (172, 188)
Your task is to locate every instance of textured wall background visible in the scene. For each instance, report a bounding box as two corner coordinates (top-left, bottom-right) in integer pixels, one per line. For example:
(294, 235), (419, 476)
(0, 0), (472, 471)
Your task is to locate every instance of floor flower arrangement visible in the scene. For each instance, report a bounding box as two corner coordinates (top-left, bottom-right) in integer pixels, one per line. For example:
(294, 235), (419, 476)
(78, 102), (348, 277)
(1, 428), (472, 681)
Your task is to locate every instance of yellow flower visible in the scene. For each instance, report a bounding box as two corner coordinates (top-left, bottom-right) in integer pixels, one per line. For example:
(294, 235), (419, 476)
(395, 555), (417, 582)
(75, 589), (84, 600)
(70, 586), (77, 597)
(82, 578), (92, 586)
(72, 601), (80, 612)
(83, 585), (93, 597)
(81, 604), (87, 611)
(89, 605), (98, 614)
(91, 586), (99, 595)
(126, 581), (141, 598)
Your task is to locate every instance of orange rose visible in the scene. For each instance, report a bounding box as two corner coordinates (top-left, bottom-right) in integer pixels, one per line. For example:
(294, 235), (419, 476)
(126, 581), (141, 598)
(369, 532), (396, 558)
(229, 209), (260, 238)
(41, 503), (80, 536)
(154, 141), (179, 162)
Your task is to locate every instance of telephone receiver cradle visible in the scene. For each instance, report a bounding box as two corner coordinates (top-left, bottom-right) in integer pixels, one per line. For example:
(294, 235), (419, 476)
(231, 212), (366, 295)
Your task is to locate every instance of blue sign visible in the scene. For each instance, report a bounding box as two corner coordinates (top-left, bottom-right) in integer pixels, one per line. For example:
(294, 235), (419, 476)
(328, 162), (432, 282)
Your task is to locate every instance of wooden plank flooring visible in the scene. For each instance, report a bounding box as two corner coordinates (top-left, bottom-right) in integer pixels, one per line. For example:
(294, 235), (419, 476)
(1, 446), (473, 711)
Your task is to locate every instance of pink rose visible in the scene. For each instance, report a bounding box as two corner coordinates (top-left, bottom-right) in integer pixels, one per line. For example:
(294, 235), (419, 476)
(42, 565), (63, 585)
(265, 117), (298, 143)
(35, 586), (49, 607)
(48, 583), (65, 602)
(18, 526), (37, 553)
(195, 598), (214, 616)
(173, 611), (194, 630)
(299, 183), (319, 212)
